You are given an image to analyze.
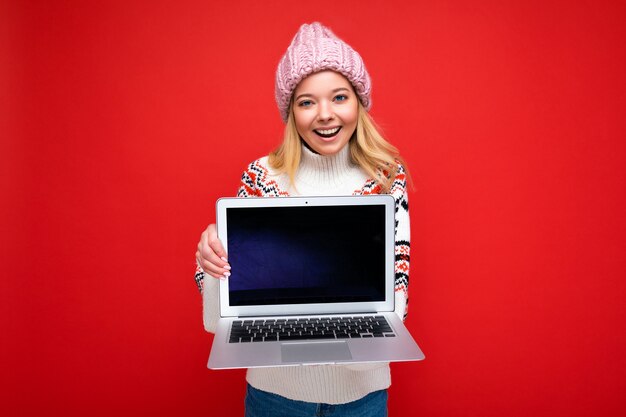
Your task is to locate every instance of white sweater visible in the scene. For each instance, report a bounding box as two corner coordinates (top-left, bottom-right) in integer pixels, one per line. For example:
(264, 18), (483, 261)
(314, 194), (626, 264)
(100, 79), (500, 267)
(196, 144), (411, 404)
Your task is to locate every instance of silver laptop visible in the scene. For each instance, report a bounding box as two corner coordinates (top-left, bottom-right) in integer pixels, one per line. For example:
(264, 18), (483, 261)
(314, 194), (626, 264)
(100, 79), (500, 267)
(207, 195), (425, 369)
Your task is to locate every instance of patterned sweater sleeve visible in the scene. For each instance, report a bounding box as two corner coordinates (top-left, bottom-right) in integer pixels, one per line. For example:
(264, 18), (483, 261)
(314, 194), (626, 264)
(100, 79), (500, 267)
(197, 162), (260, 334)
(391, 163), (411, 321)
(343, 163), (411, 372)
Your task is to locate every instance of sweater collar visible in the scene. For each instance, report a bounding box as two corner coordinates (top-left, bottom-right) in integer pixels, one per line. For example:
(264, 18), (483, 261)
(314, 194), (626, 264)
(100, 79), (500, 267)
(295, 143), (360, 187)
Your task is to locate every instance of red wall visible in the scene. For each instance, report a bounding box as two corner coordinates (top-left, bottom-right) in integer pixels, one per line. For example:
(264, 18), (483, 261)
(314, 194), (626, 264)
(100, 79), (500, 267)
(2, 1), (625, 416)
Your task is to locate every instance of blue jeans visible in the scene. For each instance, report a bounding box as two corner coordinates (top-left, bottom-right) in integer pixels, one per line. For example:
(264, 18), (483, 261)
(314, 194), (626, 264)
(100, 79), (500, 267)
(244, 384), (388, 417)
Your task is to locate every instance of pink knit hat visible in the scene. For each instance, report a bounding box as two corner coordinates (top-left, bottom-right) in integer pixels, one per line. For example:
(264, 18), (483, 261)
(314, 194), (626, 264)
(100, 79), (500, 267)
(275, 22), (372, 122)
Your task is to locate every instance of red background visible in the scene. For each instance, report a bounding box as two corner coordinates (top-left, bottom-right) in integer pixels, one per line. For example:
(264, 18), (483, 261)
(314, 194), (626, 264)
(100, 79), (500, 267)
(2, 1), (625, 416)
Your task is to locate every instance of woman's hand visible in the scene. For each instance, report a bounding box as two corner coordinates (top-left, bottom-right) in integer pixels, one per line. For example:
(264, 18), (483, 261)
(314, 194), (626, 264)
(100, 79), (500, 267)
(195, 224), (231, 279)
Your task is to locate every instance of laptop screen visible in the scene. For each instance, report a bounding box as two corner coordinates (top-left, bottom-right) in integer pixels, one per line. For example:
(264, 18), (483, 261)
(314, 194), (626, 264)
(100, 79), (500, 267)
(226, 204), (386, 306)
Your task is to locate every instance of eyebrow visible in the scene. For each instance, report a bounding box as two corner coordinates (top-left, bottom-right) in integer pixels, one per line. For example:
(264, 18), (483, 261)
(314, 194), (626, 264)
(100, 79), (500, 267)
(294, 88), (351, 101)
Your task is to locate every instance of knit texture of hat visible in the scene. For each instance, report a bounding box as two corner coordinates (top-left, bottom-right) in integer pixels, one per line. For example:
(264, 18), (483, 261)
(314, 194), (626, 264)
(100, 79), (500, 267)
(275, 22), (372, 122)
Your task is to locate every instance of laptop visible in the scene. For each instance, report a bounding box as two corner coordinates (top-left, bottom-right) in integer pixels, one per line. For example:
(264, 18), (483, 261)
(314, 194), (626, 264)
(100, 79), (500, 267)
(207, 195), (425, 369)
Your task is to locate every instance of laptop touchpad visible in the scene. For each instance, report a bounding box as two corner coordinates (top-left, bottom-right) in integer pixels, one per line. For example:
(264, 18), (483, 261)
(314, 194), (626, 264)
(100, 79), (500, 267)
(281, 341), (352, 364)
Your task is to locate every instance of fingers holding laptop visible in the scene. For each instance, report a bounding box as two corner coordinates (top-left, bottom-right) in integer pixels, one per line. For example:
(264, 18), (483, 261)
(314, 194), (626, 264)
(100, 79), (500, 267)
(196, 224), (231, 280)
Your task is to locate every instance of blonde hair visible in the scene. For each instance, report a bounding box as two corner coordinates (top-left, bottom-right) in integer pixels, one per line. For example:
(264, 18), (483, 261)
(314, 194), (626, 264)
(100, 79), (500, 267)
(268, 101), (406, 194)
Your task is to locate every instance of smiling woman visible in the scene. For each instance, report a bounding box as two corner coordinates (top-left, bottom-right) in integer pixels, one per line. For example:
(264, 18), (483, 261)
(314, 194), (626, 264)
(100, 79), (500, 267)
(194, 22), (412, 417)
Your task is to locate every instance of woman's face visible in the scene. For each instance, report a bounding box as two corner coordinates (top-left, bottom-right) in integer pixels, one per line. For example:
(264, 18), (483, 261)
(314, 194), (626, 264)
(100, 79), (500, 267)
(292, 70), (358, 156)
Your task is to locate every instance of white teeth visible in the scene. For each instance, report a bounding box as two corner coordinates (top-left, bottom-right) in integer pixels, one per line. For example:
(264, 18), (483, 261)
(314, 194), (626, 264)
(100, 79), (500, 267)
(316, 127), (340, 135)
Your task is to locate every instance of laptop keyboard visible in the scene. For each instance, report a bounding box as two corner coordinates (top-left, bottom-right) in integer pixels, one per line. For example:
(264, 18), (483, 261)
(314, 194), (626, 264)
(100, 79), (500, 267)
(228, 315), (396, 343)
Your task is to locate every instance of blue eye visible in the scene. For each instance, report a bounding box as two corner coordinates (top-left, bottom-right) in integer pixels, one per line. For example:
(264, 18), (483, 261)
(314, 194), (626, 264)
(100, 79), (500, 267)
(334, 94), (348, 102)
(298, 100), (313, 107)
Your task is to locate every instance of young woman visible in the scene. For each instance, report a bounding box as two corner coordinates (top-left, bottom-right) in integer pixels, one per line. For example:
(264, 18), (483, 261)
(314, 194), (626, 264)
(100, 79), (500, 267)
(195, 22), (410, 417)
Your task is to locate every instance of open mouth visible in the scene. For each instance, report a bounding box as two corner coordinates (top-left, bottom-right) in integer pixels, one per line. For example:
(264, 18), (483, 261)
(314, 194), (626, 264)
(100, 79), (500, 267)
(314, 127), (342, 138)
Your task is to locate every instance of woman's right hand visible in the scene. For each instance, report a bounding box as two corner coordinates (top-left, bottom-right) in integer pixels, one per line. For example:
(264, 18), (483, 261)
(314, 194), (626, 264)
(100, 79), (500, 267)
(195, 224), (231, 280)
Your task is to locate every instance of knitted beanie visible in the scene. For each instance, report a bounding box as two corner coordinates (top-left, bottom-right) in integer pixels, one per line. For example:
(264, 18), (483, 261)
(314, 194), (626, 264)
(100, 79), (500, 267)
(275, 22), (372, 122)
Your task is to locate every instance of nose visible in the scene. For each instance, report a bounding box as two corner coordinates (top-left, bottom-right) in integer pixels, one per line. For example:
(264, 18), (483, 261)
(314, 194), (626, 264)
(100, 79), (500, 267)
(317, 100), (334, 122)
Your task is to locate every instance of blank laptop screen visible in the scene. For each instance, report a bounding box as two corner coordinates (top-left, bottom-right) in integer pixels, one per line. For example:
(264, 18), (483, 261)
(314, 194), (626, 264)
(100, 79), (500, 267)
(226, 204), (386, 306)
